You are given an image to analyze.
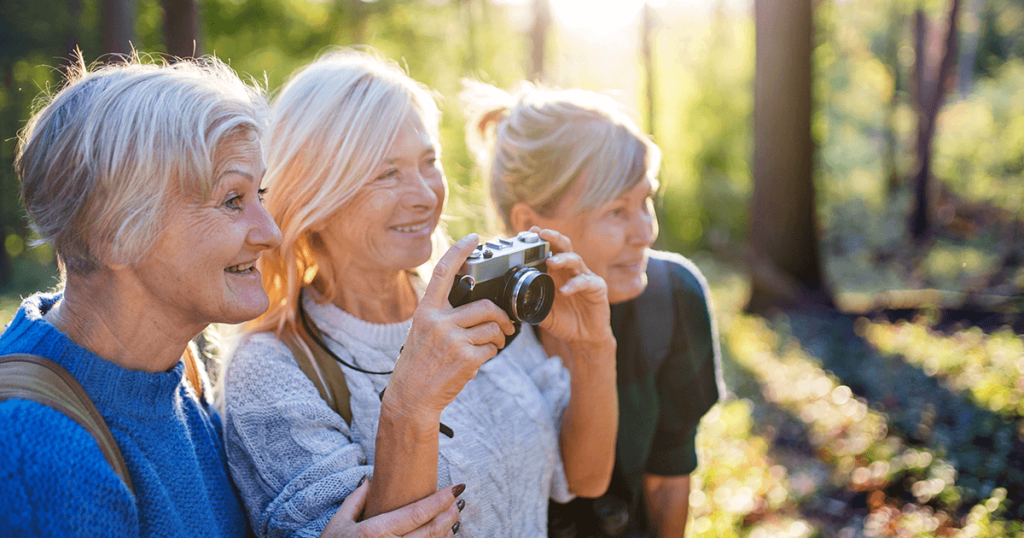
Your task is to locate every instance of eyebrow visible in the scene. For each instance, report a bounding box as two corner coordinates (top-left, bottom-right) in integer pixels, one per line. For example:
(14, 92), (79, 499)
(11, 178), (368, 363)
(219, 169), (264, 183)
(384, 145), (438, 165)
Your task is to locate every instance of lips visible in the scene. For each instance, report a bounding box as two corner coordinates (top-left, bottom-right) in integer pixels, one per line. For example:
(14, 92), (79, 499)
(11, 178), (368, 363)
(390, 220), (432, 233)
(225, 261), (256, 274)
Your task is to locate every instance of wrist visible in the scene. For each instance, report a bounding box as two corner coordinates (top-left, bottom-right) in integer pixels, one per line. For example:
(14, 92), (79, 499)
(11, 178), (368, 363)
(379, 385), (444, 434)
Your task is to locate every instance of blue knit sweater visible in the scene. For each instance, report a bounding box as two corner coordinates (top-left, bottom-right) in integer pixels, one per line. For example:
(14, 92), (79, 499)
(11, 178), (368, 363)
(0, 292), (250, 538)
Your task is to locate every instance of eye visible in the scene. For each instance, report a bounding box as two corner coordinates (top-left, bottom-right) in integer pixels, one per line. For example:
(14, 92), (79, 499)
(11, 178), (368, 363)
(224, 193), (243, 212)
(258, 188), (268, 204)
(376, 168), (399, 181)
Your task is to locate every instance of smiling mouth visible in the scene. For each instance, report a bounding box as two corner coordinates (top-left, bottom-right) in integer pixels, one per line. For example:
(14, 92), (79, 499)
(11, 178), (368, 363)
(225, 262), (255, 274)
(391, 221), (431, 233)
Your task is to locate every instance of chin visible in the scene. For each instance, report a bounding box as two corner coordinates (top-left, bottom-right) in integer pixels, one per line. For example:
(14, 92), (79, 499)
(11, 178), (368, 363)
(608, 276), (648, 305)
(218, 295), (270, 325)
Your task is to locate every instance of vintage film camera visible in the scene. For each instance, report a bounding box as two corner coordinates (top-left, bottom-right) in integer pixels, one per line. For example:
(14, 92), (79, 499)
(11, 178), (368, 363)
(448, 231), (555, 336)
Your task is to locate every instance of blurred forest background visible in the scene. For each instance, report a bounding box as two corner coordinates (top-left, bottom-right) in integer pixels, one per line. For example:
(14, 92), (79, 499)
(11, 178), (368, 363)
(2, 0), (1024, 535)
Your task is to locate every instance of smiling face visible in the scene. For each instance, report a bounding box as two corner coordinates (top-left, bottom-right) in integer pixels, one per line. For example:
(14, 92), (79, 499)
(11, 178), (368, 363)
(124, 132), (283, 328)
(319, 113), (446, 274)
(524, 174), (658, 305)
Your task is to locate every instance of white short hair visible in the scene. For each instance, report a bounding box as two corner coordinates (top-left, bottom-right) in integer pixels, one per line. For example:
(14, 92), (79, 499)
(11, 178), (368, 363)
(15, 54), (267, 274)
(254, 48), (442, 336)
(461, 80), (661, 233)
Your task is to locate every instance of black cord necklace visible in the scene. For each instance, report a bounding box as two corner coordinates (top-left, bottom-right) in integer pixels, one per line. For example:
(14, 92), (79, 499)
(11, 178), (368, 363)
(298, 290), (394, 375)
(298, 289), (453, 437)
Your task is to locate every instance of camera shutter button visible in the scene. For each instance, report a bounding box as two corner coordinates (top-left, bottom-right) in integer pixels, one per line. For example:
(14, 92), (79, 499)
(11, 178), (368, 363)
(482, 249), (494, 258)
(517, 231), (540, 243)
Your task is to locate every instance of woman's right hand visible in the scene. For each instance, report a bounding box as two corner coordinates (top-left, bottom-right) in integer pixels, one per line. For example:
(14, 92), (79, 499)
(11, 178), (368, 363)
(321, 479), (464, 538)
(384, 234), (515, 418)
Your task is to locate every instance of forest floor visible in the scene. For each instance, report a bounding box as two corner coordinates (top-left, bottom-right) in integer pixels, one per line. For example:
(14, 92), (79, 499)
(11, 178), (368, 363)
(691, 243), (1024, 537)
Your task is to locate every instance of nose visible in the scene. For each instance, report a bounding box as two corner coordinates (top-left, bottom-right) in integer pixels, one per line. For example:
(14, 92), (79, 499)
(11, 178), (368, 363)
(405, 169), (444, 213)
(628, 205), (657, 247)
(249, 199), (283, 251)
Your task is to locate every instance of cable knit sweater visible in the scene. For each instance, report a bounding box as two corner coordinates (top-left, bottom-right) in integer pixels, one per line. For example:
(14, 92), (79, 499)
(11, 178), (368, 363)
(0, 293), (250, 538)
(223, 289), (574, 538)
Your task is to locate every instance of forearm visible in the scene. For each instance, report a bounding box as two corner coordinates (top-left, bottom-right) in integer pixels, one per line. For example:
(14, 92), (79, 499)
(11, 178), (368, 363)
(364, 394), (442, 518)
(552, 334), (618, 497)
(644, 474), (690, 537)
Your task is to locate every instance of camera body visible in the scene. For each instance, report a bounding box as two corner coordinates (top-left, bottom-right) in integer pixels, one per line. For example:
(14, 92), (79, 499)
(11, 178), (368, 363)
(448, 231), (555, 328)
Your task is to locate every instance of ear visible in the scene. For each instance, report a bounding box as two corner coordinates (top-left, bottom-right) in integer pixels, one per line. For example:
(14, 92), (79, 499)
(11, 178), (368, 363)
(509, 202), (542, 233)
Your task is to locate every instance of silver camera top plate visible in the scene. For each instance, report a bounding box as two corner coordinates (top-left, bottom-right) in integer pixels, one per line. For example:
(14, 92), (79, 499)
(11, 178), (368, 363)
(457, 231), (551, 282)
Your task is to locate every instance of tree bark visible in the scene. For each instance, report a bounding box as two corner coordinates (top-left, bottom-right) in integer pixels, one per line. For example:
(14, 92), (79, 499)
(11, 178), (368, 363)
(102, 0), (134, 58)
(529, 0), (550, 81)
(909, 0), (962, 241)
(747, 0), (832, 313)
(163, 0), (201, 59)
(641, 2), (656, 137)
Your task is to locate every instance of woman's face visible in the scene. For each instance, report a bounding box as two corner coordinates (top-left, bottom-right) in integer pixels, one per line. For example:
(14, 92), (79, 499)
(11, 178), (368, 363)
(125, 133), (282, 327)
(530, 175), (658, 305)
(320, 114), (446, 273)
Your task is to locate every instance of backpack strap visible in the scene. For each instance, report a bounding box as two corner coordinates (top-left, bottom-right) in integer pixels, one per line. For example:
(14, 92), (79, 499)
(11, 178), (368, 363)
(0, 353), (135, 496)
(285, 324), (353, 425)
(184, 343), (204, 402)
(635, 255), (675, 373)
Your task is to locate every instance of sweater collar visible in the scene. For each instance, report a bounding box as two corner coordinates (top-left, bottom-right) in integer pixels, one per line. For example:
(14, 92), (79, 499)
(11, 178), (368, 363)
(9, 292), (190, 418)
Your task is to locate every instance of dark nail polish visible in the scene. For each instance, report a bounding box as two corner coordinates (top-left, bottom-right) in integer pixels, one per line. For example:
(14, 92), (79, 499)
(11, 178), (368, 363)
(357, 474), (367, 487)
(452, 521), (460, 534)
(451, 483), (466, 498)
(456, 498), (465, 511)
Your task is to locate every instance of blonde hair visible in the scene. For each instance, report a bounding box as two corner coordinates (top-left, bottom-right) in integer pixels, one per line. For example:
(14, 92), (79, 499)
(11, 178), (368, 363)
(250, 48), (442, 340)
(461, 80), (661, 234)
(15, 52), (267, 275)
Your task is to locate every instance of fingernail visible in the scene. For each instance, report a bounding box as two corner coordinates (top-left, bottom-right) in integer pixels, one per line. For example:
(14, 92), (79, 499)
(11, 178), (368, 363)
(452, 521), (461, 534)
(451, 483), (466, 498)
(357, 474), (368, 487)
(456, 498), (466, 511)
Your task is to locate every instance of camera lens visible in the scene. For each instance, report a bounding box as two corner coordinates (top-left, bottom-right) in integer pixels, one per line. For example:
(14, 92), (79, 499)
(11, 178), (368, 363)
(503, 266), (555, 324)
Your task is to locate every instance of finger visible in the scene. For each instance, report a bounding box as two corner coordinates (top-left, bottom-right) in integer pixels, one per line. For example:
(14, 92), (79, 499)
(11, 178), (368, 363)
(337, 475), (370, 521)
(461, 322), (507, 350)
(558, 272), (608, 297)
(421, 234), (480, 310)
(403, 500), (460, 538)
(321, 476), (369, 536)
(545, 252), (588, 277)
(362, 485), (461, 536)
(450, 299), (515, 335)
(533, 227), (572, 255)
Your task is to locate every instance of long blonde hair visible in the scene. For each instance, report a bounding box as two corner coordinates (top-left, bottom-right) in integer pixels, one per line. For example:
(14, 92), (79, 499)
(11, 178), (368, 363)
(248, 49), (442, 342)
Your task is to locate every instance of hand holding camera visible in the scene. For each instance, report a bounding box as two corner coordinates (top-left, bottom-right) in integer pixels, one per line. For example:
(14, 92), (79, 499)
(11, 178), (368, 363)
(447, 227), (613, 356)
(385, 234), (516, 418)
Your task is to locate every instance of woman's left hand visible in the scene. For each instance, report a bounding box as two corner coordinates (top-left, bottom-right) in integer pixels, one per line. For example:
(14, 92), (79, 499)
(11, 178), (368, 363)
(531, 227), (614, 346)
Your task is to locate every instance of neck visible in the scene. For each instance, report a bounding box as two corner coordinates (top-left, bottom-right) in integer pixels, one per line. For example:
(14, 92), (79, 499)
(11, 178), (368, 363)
(327, 260), (418, 324)
(45, 271), (201, 373)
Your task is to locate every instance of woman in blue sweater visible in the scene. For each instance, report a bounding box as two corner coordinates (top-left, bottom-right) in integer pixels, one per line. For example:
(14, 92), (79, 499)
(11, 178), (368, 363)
(0, 55), (464, 538)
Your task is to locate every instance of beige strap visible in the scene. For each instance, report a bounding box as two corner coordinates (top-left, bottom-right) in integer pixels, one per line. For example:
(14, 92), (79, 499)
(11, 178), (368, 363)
(183, 344), (204, 402)
(286, 326), (353, 425)
(0, 353), (135, 495)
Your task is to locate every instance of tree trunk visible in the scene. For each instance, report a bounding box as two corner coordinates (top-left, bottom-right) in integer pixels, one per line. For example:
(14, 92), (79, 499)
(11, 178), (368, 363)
(163, 0), (201, 59)
(884, 0), (902, 195)
(641, 2), (656, 137)
(956, 0), (984, 95)
(909, 0), (962, 241)
(529, 0), (550, 82)
(747, 0), (832, 314)
(102, 0), (134, 58)
(461, 0), (478, 73)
